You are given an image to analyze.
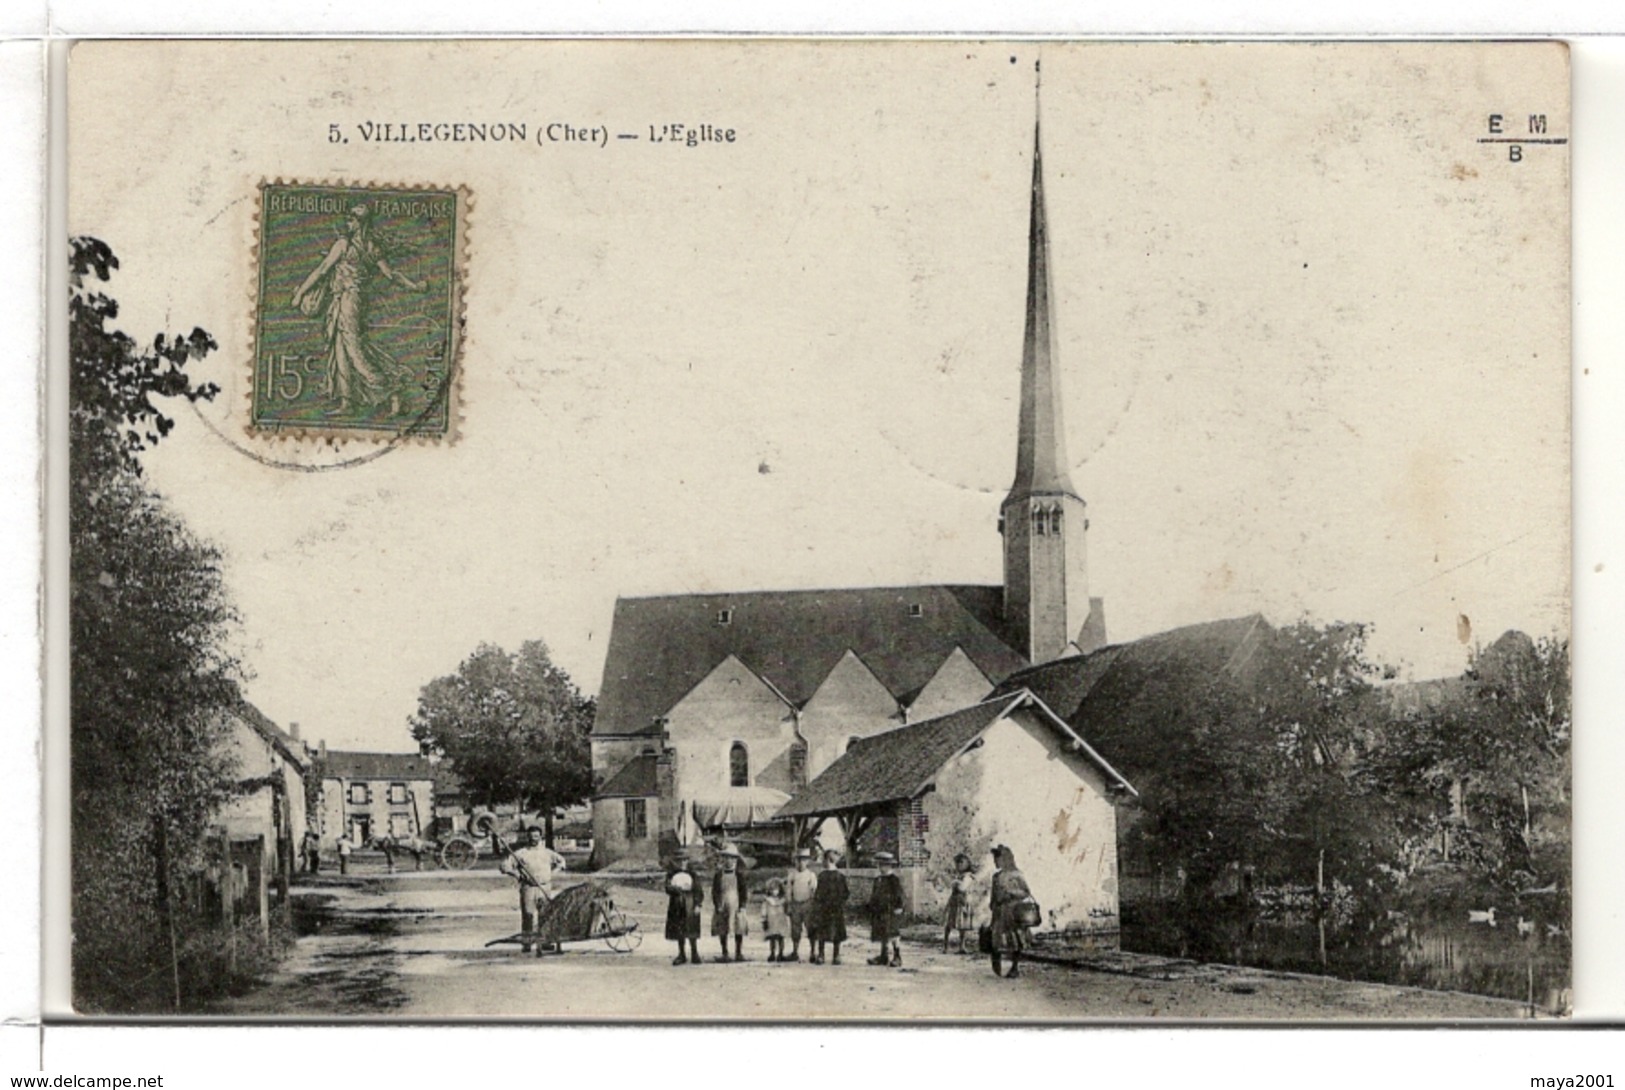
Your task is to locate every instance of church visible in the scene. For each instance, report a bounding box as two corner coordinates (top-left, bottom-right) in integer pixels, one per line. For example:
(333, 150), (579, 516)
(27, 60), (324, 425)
(589, 112), (1112, 868)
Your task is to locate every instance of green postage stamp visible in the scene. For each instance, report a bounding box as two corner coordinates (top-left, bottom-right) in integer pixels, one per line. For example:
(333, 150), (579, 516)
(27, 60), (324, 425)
(251, 181), (468, 441)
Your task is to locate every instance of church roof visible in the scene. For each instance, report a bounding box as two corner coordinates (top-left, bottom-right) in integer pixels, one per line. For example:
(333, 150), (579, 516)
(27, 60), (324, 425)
(597, 754), (659, 798)
(776, 691), (1133, 819)
(592, 585), (1029, 737)
(990, 613), (1270, 730)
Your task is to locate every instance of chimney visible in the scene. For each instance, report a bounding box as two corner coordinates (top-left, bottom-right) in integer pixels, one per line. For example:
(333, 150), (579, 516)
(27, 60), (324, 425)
(288, 721), (301, 741)
(319, 739), (328, 761)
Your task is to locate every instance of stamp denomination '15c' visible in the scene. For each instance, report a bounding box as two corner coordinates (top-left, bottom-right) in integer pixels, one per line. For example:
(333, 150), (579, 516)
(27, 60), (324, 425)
(252, 182), (467, 441)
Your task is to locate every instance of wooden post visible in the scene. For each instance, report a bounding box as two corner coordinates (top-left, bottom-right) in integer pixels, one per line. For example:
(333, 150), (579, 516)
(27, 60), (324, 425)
(155, 817), (181, 1012)
(1316, 849), (1328, 968)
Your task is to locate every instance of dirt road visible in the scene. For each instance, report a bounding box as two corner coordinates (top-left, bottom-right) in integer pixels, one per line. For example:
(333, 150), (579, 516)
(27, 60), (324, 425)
(211, 871), (1535, 1021)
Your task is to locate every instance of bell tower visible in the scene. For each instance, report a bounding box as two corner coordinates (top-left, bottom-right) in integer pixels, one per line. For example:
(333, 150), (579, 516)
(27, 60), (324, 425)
(1000, 73), (1099, 664)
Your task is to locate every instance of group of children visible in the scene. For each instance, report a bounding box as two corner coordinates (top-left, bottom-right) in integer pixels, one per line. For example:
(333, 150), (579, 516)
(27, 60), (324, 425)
(665, 844), (986, 969)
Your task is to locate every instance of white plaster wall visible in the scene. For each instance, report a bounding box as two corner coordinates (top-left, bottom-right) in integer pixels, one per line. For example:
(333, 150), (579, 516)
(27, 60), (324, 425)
(921, 708), (1119, 934)
(666, 655), (798, 801)
(798, 649), (901, 779)
(907, 646), (992, 724)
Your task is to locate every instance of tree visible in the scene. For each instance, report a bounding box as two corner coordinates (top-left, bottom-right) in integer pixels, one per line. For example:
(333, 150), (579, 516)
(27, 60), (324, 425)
(1369, 631), (1570, 893)
(1082, 619), (1404, 961)
(410, 641), (595, 846)
(70, 237), (243, 1011)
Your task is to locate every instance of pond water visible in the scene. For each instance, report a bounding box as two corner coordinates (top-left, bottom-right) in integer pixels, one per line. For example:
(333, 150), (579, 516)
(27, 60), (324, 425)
(1124, 900), (1571, 1014)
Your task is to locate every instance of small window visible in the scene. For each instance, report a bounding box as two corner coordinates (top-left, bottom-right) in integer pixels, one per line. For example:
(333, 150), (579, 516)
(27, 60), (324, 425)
(716, 608), (733, 625)
(1032, 506), (1046, 535)
(388, 782), (408, 804)
(789, 743), (808, 787)
(348, 782), (370, 806)
(997, 513), (1006, 535)
(729, 742), (749, 787)
(625, 798), (648, 840)
(1049, 507), (1063, 534)
(846, 735), (862, 754)
(908, 603), (923, 618)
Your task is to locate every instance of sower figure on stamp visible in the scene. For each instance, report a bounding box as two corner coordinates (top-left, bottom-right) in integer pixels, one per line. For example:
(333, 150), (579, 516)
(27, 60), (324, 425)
(711, 843), (750, 963)
(291, 203), (426, 416)
(500, 826), (568, 956)
(784, 847), (818, 963)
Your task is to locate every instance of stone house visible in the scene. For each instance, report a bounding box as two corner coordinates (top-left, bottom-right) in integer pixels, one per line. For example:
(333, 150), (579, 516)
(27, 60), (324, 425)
(988, 613), (1277, 907)
(776, 689), (1136, 946)
(319, 749), (437, 849)
(211, 703), (311, 935)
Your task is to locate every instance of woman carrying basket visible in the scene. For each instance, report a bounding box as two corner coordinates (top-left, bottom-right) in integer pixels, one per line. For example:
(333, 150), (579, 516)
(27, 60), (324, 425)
(988, 844), (1036, 979)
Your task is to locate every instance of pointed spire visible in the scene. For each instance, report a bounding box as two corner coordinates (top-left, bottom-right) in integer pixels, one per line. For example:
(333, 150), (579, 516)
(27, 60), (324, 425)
(1007, 60), (1079, 502)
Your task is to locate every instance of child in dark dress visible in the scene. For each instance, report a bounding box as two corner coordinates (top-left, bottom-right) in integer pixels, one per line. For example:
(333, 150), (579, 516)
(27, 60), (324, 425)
(808, 849), (849, 965)
(664, 858), (704, 966)
(866, 851), (905, 967)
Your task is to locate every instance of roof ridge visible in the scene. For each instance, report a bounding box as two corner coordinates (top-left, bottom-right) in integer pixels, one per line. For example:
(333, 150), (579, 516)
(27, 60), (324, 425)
(613, 583), (1003, 605)
(852, 690), (1026, 748)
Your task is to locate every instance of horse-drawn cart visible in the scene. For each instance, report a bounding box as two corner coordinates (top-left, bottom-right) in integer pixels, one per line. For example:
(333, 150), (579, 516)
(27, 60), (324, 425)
(484, 880), (642, 954)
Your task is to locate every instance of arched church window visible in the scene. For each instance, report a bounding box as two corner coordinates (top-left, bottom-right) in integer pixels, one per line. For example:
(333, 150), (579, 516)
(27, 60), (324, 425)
(1031, 506), (1046, 535)
(729, 742), (749, 787)
(1049, 506), (1063, 534)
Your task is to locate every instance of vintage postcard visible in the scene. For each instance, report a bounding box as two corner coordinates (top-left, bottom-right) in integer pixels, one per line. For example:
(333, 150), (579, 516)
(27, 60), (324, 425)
(61, 39), (1570, 1021)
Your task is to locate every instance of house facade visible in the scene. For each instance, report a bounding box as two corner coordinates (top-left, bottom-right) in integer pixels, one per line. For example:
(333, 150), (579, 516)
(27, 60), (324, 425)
(210, 703), (311, 935)
(590, 119), (1107, 868)
(319, 749), (437, 849)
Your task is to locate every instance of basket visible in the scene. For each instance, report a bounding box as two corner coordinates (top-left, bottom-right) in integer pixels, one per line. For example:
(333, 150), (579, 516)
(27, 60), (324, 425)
(1014, 898), (1042, 929)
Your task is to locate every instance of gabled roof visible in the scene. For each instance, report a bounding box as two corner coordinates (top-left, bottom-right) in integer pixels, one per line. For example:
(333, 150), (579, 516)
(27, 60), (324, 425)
(597, 754), (659, 798)
(776, 691), (1134, 820)
(593, 585), (1029, 737)
(233, 702), (309, 771)
(991, 614), (1269, 732)
(324, 750), (436, 781)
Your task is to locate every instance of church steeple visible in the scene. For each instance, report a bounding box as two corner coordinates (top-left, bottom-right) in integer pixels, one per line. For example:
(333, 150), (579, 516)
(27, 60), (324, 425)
(1000, 62), (1101, 664)
(1009, 94), (1078, 501)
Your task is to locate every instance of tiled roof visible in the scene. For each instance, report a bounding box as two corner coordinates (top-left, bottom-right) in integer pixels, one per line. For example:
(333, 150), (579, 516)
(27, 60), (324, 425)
(992, 614), (1269, 732)
(323, 750), (436, 781)
(233, 701), (310, 770)
(593, 585), (1029, 737)
(597, 754), (659, 798)
(776, 691), (1133, 820)
(776, 695), (1022, 819)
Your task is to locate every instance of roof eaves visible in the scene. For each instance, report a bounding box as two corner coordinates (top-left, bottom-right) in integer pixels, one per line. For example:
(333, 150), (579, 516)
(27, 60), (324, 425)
(1014, 689), (1138, 797)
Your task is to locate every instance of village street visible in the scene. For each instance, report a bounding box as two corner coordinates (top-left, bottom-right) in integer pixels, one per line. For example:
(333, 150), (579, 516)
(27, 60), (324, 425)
(209, 868), (1534, 1021)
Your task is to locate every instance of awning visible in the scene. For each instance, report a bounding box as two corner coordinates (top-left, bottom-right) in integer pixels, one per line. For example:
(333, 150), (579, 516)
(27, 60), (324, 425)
(689, 787), (792, 829)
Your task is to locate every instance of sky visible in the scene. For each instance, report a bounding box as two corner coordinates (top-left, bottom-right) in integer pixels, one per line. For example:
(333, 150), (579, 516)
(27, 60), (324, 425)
(68, 40), (1570, 753)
